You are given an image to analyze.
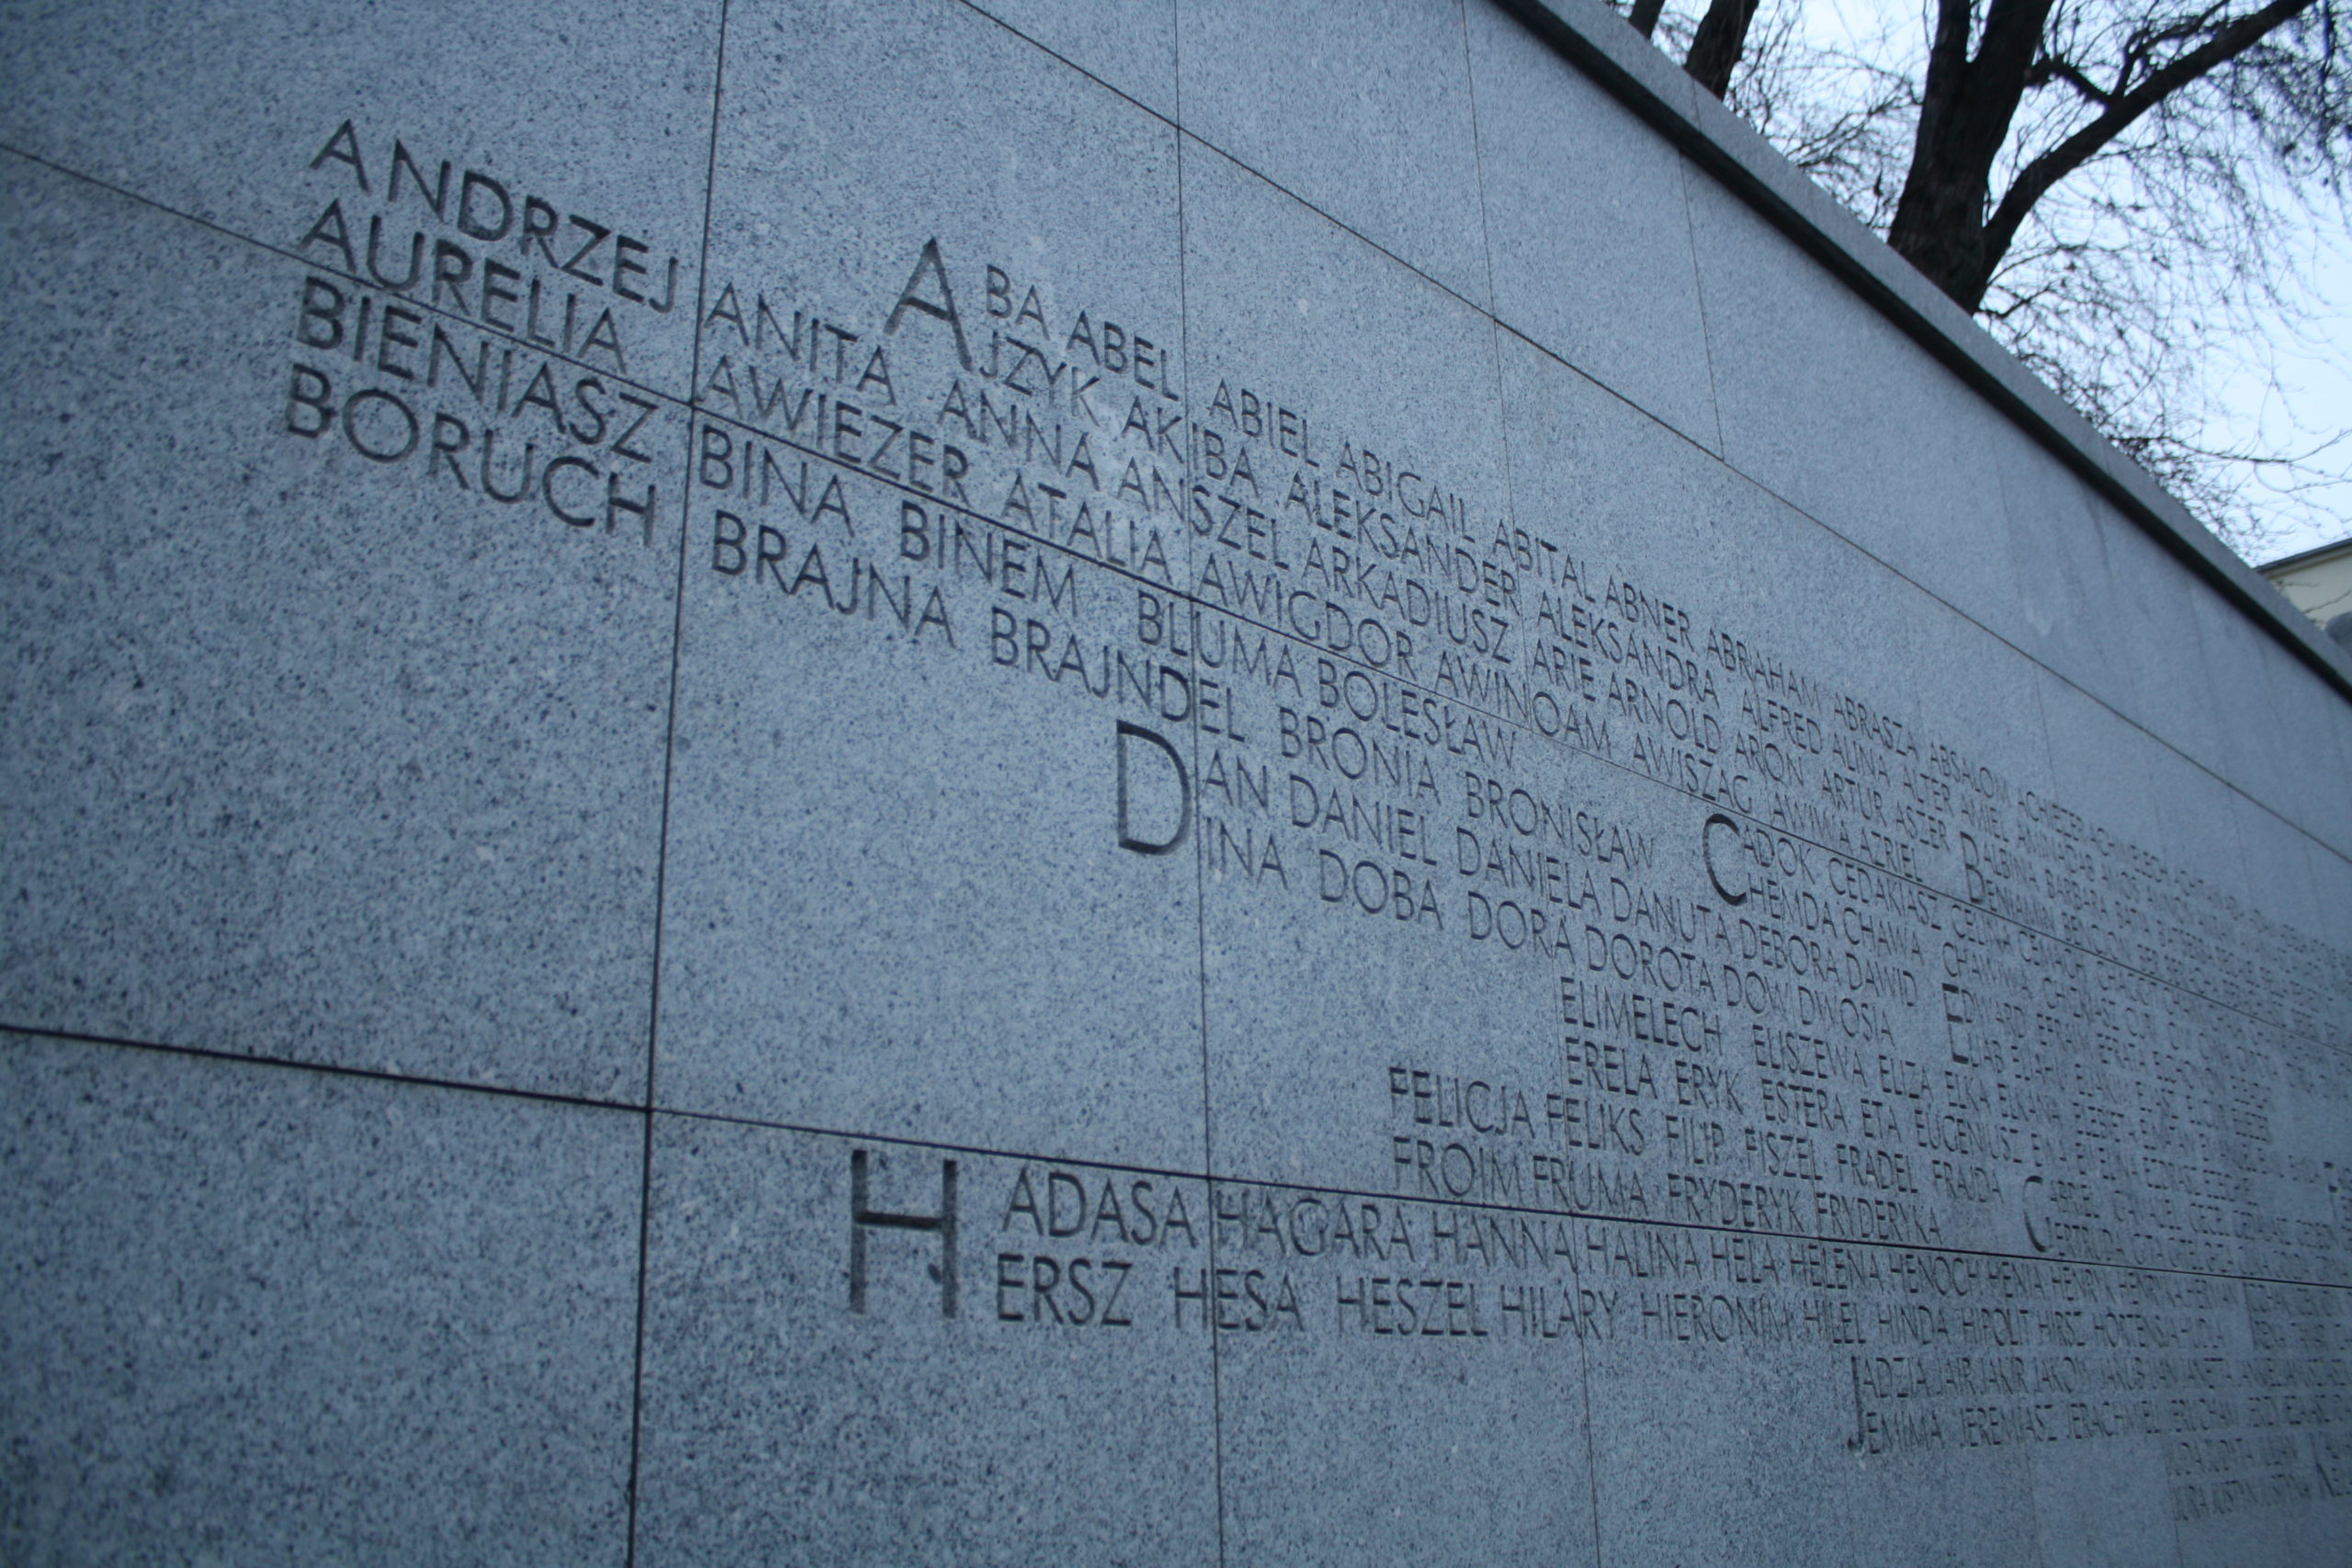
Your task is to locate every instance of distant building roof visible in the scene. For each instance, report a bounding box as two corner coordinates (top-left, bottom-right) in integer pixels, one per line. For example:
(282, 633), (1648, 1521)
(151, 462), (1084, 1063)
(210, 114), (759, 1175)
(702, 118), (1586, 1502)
(2257, 534), (2352, 648)
(2257, 534), (2352, 576)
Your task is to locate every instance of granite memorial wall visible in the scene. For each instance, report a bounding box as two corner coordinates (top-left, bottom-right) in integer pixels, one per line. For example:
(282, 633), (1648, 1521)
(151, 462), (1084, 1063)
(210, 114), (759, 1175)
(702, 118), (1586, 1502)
(5, 0), (2351, 1562)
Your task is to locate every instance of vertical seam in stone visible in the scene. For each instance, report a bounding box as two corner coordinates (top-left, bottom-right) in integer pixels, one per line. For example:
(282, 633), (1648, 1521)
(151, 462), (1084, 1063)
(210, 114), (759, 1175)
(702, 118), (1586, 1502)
(1460, 0), (1502, 323)
(1678, 154), (1729, 457)
(2016, 656), (2060, 1568)
(1170, 12), (1227, 1562)
(621, 1103), (659, 1568)
(2026, 664), (2064, 914)
(625, 2), (732, 1562)
(1460, 0), (1518, 581)
(1463, 15), (1605, 1561)
(1579, 1322), (1605, 1568)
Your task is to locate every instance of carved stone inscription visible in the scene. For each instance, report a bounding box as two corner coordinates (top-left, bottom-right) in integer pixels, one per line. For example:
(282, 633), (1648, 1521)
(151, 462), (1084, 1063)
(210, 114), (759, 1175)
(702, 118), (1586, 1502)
(284, 122), (680, 545)
(275, 117), (2352, 1533)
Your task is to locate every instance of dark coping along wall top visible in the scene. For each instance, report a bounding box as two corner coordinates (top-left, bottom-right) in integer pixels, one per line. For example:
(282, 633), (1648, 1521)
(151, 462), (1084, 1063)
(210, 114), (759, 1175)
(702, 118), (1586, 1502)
(1493, 0), (2352, 703)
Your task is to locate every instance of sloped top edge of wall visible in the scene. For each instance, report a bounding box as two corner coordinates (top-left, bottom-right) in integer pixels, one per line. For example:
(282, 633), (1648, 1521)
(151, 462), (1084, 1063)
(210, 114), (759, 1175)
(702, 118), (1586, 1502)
(1494, 0), (2352, 701)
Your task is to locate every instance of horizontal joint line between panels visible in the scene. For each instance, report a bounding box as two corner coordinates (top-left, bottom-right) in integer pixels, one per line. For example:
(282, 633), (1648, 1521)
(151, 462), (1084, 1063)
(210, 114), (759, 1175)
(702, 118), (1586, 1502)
(657, 1102), (2352, 1297)
(0, 141), (684, 409)
(11, 1031), (2341, 1296)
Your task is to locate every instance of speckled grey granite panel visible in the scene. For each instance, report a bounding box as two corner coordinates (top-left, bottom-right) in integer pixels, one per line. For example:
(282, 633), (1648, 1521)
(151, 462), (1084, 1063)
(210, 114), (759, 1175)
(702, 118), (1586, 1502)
(1464, 0), (1720, 450)
(2171, 1274), (2352, 1565)
(2233, 791), (2321, 939)
(1176, 0), (1493, 307)
(2093, 501), (2235, 772)
(0, 152), (677, 1100)
(1997, 439), (2142, 715)
(1176, 140), (1525, 1192)
(633, 1115), (1218, 1565)
(0, 1031), (639, 1566)
(2149, 751), (2256, 917)
(1684, 170), (2033, 642)
(2030, 1440), (2185, 1568)
(2312, 843), (2352, 969)
(2261, 639), (2352, 862)
(650, 0), (1206, 1169)
(0, 0), (718, 401)
(1212, 1197), (1600, 1563)
(1496, 326), (2060, 1257)
(1582, 1324), (1866, 1568)
(2188, 589), (2303, 824)
(966, 0), (1181, 116)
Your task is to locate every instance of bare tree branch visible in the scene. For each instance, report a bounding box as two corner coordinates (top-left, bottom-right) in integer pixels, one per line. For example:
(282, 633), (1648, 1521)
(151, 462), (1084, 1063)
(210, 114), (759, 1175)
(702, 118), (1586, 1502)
(1623, 0), (2352, 556)
(2027, 55), (2118, 105)
(1983, 0), (2320, 283)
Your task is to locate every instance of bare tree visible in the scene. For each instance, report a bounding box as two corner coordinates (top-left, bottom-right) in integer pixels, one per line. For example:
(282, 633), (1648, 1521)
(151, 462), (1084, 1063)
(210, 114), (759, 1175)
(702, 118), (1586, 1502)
(1891, 0), (2336, 310)
(1688, 0), (1767, 95)
(1616, 0), (2352, 557)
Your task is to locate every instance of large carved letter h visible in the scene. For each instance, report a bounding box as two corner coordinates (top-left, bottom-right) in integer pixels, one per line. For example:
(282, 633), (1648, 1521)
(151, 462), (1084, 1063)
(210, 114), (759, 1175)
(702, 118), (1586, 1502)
(848, 1148), (958, 1317)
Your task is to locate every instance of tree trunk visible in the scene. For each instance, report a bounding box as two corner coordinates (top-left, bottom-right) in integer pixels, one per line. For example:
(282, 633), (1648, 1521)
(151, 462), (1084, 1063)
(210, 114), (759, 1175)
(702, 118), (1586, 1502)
(1886, 0), (2059, 309)
(1685, 0), (1761, 98)
(1629, 0), (1667, 39)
